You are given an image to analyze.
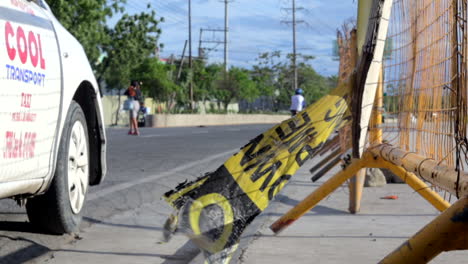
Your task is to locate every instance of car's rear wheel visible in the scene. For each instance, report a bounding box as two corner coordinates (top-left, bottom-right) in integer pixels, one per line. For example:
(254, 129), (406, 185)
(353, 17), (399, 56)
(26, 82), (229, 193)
(26, 101), (89, 234)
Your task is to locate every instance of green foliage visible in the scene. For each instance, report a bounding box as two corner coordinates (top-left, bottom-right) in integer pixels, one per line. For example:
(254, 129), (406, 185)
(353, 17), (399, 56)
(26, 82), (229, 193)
(234, 68), (259, 102)
(193, 62), (222, 102)
(251, 52), (279, 97)
(251, 51), (336, 108)
(49, 1), (337, 113)
(216, 67), (258, 110)
(99, 7), (163, 90)
(48, 0), (126, 70)
(49, 1), (163, 91)
(133, 58), (180, 102)
(298, 63), (336, 105)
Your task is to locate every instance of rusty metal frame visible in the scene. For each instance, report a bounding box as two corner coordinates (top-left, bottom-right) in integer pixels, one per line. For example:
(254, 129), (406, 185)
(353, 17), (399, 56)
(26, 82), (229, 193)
(379, 196), (468, 263)
(270, 148), (451, 233)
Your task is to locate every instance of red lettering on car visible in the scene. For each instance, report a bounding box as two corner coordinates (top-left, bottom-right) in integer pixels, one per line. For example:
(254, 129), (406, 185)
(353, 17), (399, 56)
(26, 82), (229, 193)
(21, 93), (32, 108)
(3, 131), (37, 159)
(4, 22), (46, 69)
(10, 0), (35, 15)
(28, 31), (38, 67)
(17, 26), (27, 64)
(37, 34), (45, 69)
(5, 22), (16, 60)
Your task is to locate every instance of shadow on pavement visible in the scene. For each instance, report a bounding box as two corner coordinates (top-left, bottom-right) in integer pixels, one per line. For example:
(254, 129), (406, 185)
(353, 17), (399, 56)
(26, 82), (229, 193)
(0, 234), (189, 263)
(271, 195), (438, 217)
(0, 235), (50, 264)
(262, 211), (438, 218)
(161, 240), (201, 264)
(84, 217), (164, 231)
(54, 249), (186, 260)
(0, 221), (50, 235)
(248, 234), (410, 240)
(274, 194), (348, 215)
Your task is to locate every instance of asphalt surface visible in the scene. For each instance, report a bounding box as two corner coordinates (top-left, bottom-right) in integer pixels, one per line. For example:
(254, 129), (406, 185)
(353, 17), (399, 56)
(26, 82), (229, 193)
(1, 124), (468, 264)
(0, 124), (274, 264)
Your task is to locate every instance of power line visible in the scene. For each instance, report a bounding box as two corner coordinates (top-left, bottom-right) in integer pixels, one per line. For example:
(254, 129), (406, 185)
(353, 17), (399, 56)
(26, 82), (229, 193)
(281, 0), (304, 91)
(125, 1), (187, 25)
(135, 0), (339, 75)
(152, 2), (187, 22)
(198, 28), (225, 58)
(221, 0), (234, 73)
(188, 0), (193, 109)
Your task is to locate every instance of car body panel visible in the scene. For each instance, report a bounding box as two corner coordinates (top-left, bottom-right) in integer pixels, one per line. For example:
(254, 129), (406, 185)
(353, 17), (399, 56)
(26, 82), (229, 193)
(0, 0), (106, 199)
(42, 1), (107, 187)
(0, 1), (62, 184)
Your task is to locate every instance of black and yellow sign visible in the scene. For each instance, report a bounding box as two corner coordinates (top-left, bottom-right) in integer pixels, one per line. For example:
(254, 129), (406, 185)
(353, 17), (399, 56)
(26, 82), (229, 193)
(163, 83), (351, 260)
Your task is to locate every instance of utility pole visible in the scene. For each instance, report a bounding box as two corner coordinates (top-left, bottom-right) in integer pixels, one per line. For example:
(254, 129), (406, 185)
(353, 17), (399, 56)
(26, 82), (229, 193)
(198, 28), (203, 58)
(282, 0), (303, 91)
(224, 0), (229, 75)
(177, 40), (188, 80)
(198, 28), (225, 59)
(188, 0), (194, 109)
(291, 0), (297, 91)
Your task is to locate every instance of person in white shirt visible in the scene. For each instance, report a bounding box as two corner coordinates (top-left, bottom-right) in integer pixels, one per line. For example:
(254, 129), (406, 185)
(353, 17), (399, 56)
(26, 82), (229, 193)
(290, 88), (305, 116)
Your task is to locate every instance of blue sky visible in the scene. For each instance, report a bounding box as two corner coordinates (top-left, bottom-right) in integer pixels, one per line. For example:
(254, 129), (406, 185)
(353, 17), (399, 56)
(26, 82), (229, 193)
(126, 0), (357, 76)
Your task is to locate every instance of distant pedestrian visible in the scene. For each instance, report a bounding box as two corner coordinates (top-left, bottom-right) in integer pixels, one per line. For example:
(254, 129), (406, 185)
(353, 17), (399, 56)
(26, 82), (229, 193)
(124, 80), (142, 135)
(290, 88), (305, 116)
(138, 102), (149, 127)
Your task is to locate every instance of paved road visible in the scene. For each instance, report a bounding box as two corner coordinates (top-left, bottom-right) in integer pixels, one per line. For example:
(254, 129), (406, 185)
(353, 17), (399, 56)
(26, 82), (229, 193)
(0, 125), (274, 264)
(2, 124), (468, 264)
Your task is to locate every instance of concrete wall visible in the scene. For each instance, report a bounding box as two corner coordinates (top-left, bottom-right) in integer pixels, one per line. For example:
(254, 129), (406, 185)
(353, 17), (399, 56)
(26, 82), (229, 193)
(101, 95), (289, 128)
(148, 114), (289, 128)
(102, 96), (160, 127)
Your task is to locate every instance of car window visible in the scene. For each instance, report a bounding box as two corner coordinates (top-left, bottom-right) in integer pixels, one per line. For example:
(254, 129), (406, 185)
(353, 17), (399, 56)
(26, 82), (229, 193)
(29, 0), (46, 9)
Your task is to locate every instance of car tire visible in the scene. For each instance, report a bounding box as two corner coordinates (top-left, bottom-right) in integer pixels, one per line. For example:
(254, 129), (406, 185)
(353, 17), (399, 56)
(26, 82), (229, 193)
(26, 101), (89, 234)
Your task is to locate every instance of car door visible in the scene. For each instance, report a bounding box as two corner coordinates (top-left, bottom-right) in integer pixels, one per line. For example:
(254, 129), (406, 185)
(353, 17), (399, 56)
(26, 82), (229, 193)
(0, 0), (62, 182)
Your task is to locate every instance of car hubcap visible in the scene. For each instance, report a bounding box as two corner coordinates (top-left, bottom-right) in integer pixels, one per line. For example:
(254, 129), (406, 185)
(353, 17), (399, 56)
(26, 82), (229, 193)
(68, 120), (89, 214)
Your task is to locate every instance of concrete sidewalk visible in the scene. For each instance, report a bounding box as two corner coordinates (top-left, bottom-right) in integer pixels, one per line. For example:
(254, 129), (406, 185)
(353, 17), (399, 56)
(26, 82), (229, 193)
(31, 168), (468, 264)
(31, 201), (198, 264)
(239, 167), (468, 264)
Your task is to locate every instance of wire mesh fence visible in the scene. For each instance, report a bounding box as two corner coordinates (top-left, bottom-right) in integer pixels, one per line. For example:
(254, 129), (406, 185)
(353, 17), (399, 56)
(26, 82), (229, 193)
(364, 0), (468, 200)
(369, 0), (466, 166)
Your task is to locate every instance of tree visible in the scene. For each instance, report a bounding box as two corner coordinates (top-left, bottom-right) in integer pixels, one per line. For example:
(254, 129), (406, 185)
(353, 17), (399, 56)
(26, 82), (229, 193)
(133, 58), (181, 112)
(99, 7), (163, 90)
(99, 6), (163, 123)
(251, 52), (280, 97)
(48, 0), (126, 70)
(216, 67), (258, 111)
(48, 1), (163, 90)
(252, 51), (336, 109)
(298, 64), (333, 105)
(236, 69), (259, 102)
(193, 63), (222, 105)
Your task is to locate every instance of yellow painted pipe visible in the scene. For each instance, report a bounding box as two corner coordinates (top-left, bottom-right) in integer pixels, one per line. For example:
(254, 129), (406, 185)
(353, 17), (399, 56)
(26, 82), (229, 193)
(373, 158), (451, 212)
(369, 66), (384, 145)
(371, 145), (468, 197)
(271, 150), (451, 234)
(379, 196), (468, 264)
(348, 168), (366, 214)
(270, 155), (367, 234)
(357, 0), (373, 56)
(351, 67), (384, 214)
(348, 0), (371, 213)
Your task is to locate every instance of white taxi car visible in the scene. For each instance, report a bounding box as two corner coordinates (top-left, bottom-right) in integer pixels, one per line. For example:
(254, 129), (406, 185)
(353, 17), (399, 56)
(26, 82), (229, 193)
(0, 0), (107, 234)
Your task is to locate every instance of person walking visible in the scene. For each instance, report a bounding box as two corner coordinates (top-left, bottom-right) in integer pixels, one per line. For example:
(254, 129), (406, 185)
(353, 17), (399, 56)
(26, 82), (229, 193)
(124, 80), (142, 135)
(290, 88), (305, 116)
